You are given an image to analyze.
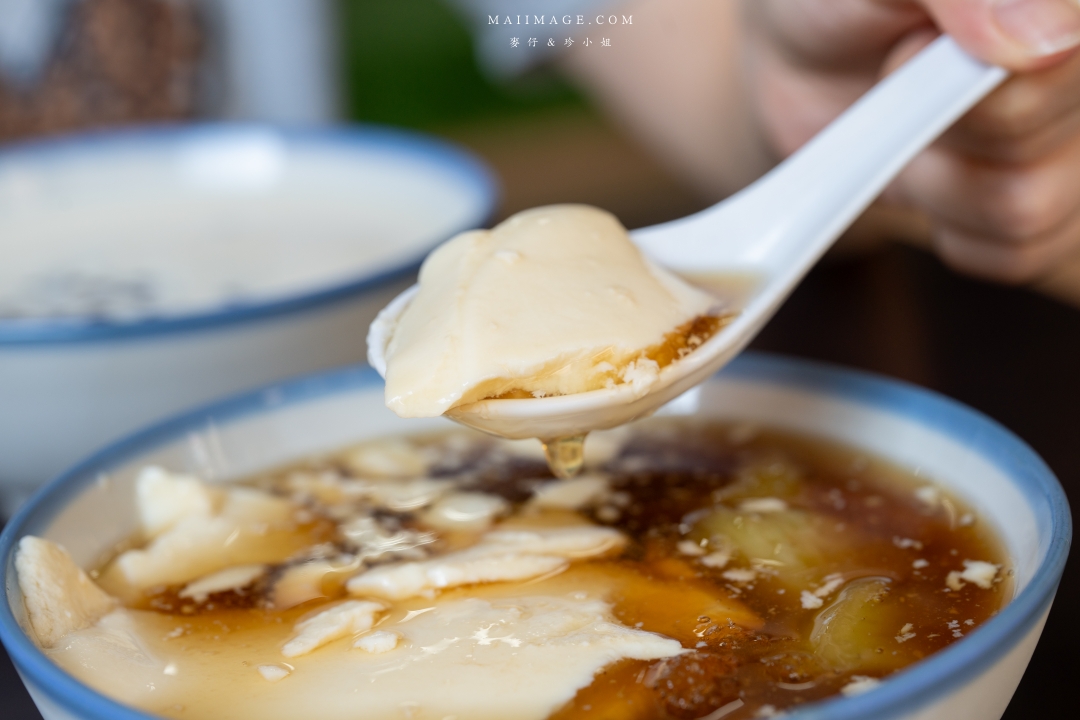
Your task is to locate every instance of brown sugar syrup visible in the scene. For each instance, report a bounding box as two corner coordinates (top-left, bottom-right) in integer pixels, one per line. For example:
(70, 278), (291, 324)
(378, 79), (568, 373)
(96, 420), (1009, 720)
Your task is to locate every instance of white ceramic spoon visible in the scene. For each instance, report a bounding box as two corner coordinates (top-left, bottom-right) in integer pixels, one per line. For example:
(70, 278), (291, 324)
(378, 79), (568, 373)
(368, 36), (1007, 440)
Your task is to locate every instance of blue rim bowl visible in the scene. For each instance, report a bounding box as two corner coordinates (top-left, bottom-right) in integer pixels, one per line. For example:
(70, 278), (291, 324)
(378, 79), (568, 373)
(0, 352), (1070, 720)
(0, 122), (499, 345)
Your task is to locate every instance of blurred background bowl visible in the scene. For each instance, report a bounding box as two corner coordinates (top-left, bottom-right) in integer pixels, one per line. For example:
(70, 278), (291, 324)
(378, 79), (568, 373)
(0, 123), (497, 514)
(0, 353), (1069, 720)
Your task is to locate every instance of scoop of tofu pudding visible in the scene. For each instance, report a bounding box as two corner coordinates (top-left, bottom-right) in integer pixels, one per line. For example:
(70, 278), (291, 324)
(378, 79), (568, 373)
(382, 204), (728, 476)
(384, 205), (721, 415)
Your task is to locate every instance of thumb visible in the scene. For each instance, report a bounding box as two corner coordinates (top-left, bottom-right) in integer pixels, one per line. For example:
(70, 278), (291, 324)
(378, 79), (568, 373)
(924, 0), (1080, 68)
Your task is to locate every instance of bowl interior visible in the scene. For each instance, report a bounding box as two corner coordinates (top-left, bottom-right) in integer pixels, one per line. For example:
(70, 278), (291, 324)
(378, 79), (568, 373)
(1, 354), (1069, 720)
(0, 125), (495, 324)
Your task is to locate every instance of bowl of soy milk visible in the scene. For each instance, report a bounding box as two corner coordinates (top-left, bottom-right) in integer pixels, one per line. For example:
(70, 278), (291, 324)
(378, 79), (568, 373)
(0, 123), (497, 514)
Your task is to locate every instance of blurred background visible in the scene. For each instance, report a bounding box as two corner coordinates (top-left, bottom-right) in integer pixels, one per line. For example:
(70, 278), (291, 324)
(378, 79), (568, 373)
(0, 1), (1076, 717)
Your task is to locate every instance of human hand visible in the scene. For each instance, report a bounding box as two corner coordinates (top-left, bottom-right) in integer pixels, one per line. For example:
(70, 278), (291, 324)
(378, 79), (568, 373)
(744, 0), (1080, 283)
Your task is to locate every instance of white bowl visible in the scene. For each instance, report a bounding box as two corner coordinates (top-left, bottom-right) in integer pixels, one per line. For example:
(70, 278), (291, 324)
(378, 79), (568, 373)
(0, 124), (497, 514)
(0, 353), (1070, 720)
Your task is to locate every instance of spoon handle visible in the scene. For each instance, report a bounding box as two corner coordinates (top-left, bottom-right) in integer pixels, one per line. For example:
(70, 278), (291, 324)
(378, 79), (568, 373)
(635, 36), (1007, 274)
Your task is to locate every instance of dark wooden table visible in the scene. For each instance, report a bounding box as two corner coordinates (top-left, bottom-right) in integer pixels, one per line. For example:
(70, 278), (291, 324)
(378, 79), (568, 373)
(2, 243), (1075, 718)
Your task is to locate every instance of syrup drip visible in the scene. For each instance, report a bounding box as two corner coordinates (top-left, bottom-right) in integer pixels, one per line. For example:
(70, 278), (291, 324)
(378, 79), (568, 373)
(541, 435), (587, 479)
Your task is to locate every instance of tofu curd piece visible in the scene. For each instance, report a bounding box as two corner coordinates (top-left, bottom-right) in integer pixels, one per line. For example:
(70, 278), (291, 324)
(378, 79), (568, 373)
(383, 204), (718, 417)
(354, 630), (400, 653)
(529, 474), (610, 511)
(347, 526), (626, 601)
(258, 665), (292, 683)
(421, 491), (509, 532)
(179, 564), (267, 603)
(282, 600), (387, 658)
(15, 537), (116, 647)
(136, 466), (221, 536)
(44, 593), (684, 720)
(102, 468), (302, 593)
(324, 595), (685, 719)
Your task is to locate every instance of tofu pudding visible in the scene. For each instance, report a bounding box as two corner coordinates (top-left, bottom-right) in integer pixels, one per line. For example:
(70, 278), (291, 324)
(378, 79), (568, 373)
(382, 205), (729, 418)
(16, 420), (1009, 720)
(380, 203), (733, 477)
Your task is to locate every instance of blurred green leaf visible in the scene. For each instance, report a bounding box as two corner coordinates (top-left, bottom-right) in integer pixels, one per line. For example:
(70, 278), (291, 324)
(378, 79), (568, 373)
(339, 0), (585, 129)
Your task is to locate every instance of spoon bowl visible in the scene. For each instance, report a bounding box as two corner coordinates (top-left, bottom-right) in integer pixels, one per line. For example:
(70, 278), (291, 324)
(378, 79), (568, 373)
(368, 36), (1008, 440)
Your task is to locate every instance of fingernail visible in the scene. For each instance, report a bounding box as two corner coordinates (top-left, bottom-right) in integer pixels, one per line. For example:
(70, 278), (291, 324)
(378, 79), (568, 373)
(994, 0), (1080, 56)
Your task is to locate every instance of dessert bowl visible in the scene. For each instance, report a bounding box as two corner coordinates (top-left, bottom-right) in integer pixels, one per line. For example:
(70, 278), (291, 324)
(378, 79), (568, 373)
(0, 352), (1070, 720)
(0, 123), (497, 514)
